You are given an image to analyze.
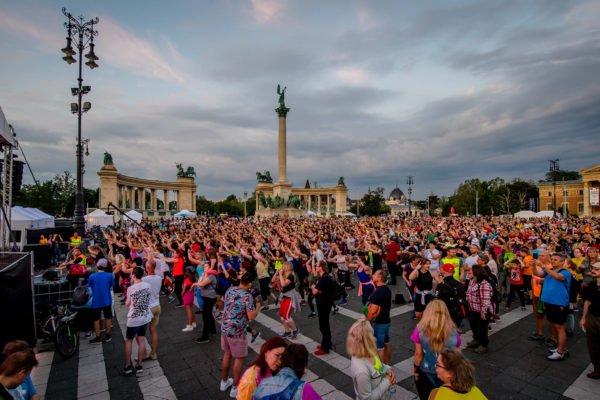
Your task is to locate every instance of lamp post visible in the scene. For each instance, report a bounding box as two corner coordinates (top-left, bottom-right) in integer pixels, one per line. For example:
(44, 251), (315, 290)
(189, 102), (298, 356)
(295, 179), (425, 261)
(407, 176), (413, 216)
(549, 159), (559, 218)
(61, 7), (99, 235)
(244, 191), (248, 219)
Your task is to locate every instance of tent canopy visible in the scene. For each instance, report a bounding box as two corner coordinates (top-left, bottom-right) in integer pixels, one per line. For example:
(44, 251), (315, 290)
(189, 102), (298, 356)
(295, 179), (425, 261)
(85, 209), (114, 228)
(536, 210), (561, 218)
(514, 210), (537, 218)
(174, 209), (196, 218)
(124, 210), (142, 223)
(9, 206), (54, 230)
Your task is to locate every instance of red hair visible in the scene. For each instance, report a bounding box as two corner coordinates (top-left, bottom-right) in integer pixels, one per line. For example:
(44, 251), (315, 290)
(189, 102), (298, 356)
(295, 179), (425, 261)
(251, 336), (287, 376)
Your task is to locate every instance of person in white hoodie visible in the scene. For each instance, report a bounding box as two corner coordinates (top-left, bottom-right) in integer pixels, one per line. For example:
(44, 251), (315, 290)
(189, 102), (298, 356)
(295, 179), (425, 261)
(347, 320), (396, 400)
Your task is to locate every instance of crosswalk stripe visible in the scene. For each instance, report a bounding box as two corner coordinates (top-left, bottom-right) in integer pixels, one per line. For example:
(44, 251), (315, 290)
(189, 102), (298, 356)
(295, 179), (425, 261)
(77, 338), (109, 399)
(563, 363), (597, 400)
(113, 294), (177, 400)
(333, 302), (412, 321)
(254, 312), (418, 399)
(30, 348), (54, 400)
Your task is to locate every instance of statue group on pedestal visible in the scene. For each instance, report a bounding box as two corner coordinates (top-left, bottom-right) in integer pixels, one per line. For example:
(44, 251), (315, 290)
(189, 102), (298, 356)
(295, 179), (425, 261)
(259, 192), (301, 210)
(176, 163), (196, 178)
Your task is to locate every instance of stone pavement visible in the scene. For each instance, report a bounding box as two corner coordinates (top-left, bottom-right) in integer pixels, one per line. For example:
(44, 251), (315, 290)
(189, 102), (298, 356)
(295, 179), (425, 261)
(35, 277), (598, 399)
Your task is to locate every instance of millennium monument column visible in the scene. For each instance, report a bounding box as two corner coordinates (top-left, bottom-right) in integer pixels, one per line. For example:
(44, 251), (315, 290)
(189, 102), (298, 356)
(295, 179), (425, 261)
(272, 84), (293, 200)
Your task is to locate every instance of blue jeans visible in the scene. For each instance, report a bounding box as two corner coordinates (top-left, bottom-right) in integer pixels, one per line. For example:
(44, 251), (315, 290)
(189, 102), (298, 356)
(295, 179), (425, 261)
(195, 289), (203, 311)
(373, 322), (391, 350)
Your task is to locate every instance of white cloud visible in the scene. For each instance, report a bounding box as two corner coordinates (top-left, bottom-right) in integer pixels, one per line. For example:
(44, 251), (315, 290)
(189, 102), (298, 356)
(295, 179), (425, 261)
(251, 0), (284, 24)
(334, 68), (369, 84)
(0, 10), (62, 50)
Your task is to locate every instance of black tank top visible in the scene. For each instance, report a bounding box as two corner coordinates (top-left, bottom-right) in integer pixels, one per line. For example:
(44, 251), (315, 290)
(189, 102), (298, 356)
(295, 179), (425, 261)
(416, 269), (433, 291)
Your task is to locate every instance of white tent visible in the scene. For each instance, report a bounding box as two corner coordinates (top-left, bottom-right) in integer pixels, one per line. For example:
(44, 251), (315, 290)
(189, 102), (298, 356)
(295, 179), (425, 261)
(85, 209), (114, 227)
(514, 210), (537, 218)
(307, 210), (317, 216)
(10, 206), (54, 229)
(174, 209), (197, 218)
(124, 210), (142, 223)
(343, 212), (356, 216)
(536, 210), (561, 218)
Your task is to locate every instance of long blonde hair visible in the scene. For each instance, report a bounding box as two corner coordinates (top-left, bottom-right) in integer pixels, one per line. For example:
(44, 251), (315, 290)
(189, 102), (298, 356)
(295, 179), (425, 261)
(417, 300), (454, 353)
(346, 320), (376, 359)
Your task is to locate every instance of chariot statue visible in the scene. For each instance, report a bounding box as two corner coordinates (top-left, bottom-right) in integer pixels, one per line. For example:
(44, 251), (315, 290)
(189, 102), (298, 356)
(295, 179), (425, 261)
(103, 152), (113, 165)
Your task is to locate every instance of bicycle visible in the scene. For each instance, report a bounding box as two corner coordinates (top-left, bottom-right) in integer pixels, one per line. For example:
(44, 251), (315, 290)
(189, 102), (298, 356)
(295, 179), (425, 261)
(40, 304), (79, 357)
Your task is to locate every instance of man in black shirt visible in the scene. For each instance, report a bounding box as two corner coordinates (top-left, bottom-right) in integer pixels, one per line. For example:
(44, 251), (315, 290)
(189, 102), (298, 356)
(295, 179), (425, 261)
(312, 261), (334, 355)
(434, 263), (467, 328)
(367, 270), (392, 363)
(581, 262), (600, 379)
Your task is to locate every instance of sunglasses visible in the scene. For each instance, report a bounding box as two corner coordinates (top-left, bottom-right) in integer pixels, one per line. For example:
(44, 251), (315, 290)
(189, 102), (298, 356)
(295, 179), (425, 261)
(435, 362), (446, 369)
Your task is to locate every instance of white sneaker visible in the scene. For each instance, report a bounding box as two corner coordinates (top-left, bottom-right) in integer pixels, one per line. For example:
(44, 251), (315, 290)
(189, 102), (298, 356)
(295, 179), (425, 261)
(229, 386), (238, 398)
(191, 322), (197, 328)
(547, 351), (565, 361)
(220, 377), (233, 392)
(182, 325), (194, 332)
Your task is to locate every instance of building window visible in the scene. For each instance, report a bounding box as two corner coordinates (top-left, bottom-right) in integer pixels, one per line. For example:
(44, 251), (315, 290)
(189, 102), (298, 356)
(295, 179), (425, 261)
(579, 203), (584, 213)
(579, 190), (584, 195)
(548, 192), (552, 196)
(547, 203), (553, 211)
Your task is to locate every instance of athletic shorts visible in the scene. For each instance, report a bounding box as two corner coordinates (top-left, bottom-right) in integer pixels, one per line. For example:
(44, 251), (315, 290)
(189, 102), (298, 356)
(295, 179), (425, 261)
(92, 305), (113, 321)
(280, 297), (293, 322)
(373, 323), (391, 350)
(126, 323), (148, 339)
(545, 303), (568, 325)
(149, 305), (161, 327)
(221, 334), (248, 358)
(523, 275), (532, 290)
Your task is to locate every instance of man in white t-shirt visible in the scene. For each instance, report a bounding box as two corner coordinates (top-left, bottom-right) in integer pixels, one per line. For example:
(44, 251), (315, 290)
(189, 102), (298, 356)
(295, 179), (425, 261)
(464, 244), (480, 271)
(124, 266), (153, 375)
(142, 260), (162, 361)
(423, 242), (441, 273)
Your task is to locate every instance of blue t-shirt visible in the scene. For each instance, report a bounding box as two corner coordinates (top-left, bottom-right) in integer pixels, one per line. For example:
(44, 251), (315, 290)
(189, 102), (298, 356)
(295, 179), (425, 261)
(88, 271), (114, 309)
(9, 375), (36, 400)
(540, 269), (571, 307)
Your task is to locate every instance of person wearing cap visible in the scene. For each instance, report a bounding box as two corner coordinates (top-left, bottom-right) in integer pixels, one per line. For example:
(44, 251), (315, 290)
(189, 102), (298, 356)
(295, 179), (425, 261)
(88, 258), (115, 344)
(434, 263), (467, 328)
(441, 247), (463, 283)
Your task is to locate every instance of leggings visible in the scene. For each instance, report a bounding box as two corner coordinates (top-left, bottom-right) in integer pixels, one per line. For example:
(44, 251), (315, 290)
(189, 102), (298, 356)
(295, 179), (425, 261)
(307, 291), (316, 313)
(198, 296), (217, 339)
(258, 277), (271, 301)
(506, 283), (525, 308)
(173, 275), (184, 305)
(195, 289), (203, 311)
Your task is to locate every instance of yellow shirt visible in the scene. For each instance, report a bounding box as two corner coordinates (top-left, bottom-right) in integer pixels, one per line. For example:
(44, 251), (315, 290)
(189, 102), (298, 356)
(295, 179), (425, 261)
(429, 386), (488, 400)
(442, 257), (461, 281)
(39, 238), (48, 244)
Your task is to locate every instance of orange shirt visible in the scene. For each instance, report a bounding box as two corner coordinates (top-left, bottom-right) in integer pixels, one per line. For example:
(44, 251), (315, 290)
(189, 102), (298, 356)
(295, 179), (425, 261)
(522, 255), (533, 276)
(532, 264), (547, 298)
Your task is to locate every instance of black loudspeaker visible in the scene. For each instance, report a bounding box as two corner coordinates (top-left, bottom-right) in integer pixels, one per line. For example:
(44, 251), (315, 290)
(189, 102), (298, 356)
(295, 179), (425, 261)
(23, 244), (52, 270)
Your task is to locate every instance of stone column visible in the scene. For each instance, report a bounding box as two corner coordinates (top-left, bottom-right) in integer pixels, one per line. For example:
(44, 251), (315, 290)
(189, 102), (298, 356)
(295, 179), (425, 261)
(307, 195), (312, 211)
(276, 105), (290, 184)
(583, 181), (590, 217)
(128, 186), (134, 209)
(256, 192), (260, 211)
(151, 189), (156, 210)
(176, 190), (181, 211)
(317, 195), (322, 215)
(138, 188), (145, 210)
(327, 194), (331, 216)
(163, 190), (169, 211)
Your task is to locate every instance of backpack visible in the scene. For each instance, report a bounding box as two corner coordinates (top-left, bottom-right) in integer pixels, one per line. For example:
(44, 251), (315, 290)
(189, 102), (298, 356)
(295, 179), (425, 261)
(254, 379), (304, 400)
(486, 275), (502, 305)
(444, 281), (468, 322)
(72, 284), (89, 306)
(329, 274), (344, 302)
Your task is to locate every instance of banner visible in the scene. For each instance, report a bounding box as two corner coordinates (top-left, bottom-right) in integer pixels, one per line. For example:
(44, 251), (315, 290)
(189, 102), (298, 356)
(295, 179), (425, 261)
(591, 187), (599, 206)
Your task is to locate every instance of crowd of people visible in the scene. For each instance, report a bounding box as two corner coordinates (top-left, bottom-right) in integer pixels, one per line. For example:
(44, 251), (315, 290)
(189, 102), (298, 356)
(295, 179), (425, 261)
(20, 215), (600, 399)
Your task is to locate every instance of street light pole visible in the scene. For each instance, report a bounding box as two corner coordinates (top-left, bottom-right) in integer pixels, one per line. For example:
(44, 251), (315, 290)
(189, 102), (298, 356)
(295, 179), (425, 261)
(407, 176), (413, 216)
(61, 8), (99, 235)
(549, 159), (559, 218)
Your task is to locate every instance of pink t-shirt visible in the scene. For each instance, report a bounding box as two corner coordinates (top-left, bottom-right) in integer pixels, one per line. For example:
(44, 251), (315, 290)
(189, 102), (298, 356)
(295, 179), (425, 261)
(410, 326), (462, 347)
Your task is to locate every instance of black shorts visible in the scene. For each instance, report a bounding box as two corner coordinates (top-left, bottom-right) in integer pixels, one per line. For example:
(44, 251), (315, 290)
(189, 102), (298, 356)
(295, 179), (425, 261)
(545, 303), (568, 325)
(126, 324), (148, 339)
(92, 305), (113, 321)
(523, 275), (532, 290)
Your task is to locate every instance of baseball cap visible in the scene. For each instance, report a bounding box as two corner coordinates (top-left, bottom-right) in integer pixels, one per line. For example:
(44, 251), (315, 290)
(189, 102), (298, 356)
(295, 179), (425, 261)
(441, 263), (455, 273)
(478, 253), (489, 263)
(192, 243), (201, 252)
(96, 258), (108, 270)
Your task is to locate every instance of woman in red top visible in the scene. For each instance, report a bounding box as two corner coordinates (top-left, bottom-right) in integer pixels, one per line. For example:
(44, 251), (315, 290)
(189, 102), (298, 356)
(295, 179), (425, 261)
(505, 253), (526, 311)
(181, 267), (197, 332)
(161, 242), (186, 307)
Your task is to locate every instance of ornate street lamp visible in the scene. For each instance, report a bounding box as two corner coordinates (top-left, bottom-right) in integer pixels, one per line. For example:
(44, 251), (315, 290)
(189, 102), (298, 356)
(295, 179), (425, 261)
(61, 8), (99, 235)
(549, 159), (559, 218)
(407, 176), (413, 216)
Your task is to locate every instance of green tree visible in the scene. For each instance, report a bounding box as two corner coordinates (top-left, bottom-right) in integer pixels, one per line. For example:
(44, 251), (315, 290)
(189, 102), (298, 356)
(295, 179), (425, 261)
(196, 195), (214, 215)
(352, 187), (390, 216)
(542, 170), (580, 182)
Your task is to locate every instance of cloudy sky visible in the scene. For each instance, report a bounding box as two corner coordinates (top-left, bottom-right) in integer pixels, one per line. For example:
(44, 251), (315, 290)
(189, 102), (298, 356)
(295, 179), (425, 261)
(1, 0), (599, 201)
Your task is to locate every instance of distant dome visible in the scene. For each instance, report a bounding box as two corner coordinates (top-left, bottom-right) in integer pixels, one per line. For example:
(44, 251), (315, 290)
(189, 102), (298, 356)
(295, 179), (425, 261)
(389, 187), (405, 201)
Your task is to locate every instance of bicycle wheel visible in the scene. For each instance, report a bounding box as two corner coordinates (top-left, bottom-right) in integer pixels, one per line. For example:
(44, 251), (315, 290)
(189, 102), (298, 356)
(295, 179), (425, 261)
(55, 323), (78, 357)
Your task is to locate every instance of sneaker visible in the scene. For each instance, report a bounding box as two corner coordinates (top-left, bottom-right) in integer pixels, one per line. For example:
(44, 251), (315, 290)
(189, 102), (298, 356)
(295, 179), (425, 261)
(220, 377), (233, 392)
(338, 299), (348, 306)
(505, 307), (510, 311)
(251, 330), (261, 343)
(175, 303), (184, 308)
(291, 329), (299, 340)
(135, 365), (143, 373)
(314, 349), (329, 355)
(474, 346), (488, 354)
(85, 332), (92, 338)
(544, 339), (558, 348)
(195, 310), (203, 314)
(547, 351), (566, 361)
(308, 312), (316, 318)
(521, 306), (526, 311)
(166, 297), (175, 304)
(123, 365), (134, 375)
(194, 337), (209, 344)
(229, 386), (238, 398)
(528, 333), (545, 341)
(102, 334), (112, 343)
(262, 306), (270, 311)
(333, 307), (339, 315)
(192, 322), (197, 328)
(280, 331), (291, 338)
(89, 336), (102, 345)
(467, 340), (479, 349)
(300, 300), (307, 306)
(587, 371), (600, 379)
(182, 325), (194, 332)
